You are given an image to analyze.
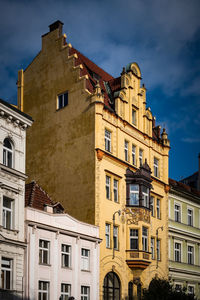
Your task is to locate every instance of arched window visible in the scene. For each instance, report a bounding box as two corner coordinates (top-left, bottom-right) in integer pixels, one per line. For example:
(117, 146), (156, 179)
(128, 281), (133, 300)
(103, 271), (121, 300)
(3, 138), (13, 168)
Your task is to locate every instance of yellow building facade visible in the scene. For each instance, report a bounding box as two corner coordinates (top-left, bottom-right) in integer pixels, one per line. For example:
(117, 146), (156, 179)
(18, 21), (170, 299)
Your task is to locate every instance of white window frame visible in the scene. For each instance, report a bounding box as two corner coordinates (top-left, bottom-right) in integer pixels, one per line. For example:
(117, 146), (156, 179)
(142, 186), (149, 207)
(174, 203), (181, 222)
(139, 149), (143, 166)
(106, 175), (111, 200)
(124, 140), (129, 162)
(39, 240), (50, 265)
(81, 248), (90, 271)
(132, 145), (136, 165)
(154, 157), (159, 177)
(130, 229), (138, 250)
(129, 184), (139, 206)
(113, 179), (118, 203)
(188, 285), (195, 295)
(151, 237), (155, 259)
(113, 225), (119, 250)
(142, 227), (148, 252)
(187, 244), (194, 265)
(2, 196), (13, 230)
(61, 244), (71, 268)
(187, 207), (194, 226)
(156, 198), (161, 219)
(174, 283), (183, 292)
(57, 92), (68, 110)
(174, 241), (182, 262)
(3, 138), (13, 168)
(105, 129), (111, 152)
(38, 281), (49, 300)
(150, 196), (155, 216)
(61, 283), (71, 299)
(81, 286), (90, 300)
(1, 257), (12, 290)
(105, 223), (111, 248)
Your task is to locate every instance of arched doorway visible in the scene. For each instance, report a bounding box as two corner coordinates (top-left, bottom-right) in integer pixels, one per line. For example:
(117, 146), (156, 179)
(103, 271), (121, 300)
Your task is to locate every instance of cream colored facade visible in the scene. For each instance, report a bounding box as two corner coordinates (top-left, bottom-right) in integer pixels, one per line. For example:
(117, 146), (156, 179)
(0, 99), (32, 297)
(18, 21), (170, 299)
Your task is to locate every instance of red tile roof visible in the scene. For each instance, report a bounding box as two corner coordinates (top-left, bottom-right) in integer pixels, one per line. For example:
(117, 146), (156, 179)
(25, 181), (64, 212)
(169, 178), (200, 198)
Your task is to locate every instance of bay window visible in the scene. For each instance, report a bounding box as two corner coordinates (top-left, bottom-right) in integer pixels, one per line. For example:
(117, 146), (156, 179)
(129, 184), (139, 206)
(130, 229), (138, 250)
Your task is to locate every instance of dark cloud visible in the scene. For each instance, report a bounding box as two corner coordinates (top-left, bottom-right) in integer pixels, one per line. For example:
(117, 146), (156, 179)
(0, 0), (200, 178)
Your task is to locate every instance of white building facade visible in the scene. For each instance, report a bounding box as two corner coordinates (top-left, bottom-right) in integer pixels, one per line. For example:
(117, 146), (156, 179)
(0, 98), (32, 297)
(25, 182), (101, 300)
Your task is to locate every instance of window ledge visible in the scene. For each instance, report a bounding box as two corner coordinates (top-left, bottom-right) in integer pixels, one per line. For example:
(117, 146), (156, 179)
(81, 269), (90, 272)
(39, 263), (51, 267)
(0, 226), (19, 235)
(61, 266), (72, 270)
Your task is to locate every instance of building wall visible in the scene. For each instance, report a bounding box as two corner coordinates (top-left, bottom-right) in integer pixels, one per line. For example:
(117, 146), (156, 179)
(22, 27), (96, 224)
(25, 207), (100, 300)
(169, 190), (200, 299)
(0, 100), (32, 296)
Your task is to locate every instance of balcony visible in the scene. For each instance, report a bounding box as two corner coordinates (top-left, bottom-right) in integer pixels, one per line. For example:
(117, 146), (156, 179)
(126, 250), (151, 269)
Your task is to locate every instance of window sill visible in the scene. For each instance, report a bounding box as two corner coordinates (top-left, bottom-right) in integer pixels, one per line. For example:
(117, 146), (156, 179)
(39, 263), (51, 267)
(81, 269), (90, 272)
(0, 226), (19, 235)
(61, 266), (72, 270)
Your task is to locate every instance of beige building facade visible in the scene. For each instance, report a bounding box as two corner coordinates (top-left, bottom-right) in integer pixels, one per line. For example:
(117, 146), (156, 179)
(18, 21), (170, 299)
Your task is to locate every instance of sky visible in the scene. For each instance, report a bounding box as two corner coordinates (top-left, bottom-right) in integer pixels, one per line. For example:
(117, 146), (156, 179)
(0, 0), (200, 180)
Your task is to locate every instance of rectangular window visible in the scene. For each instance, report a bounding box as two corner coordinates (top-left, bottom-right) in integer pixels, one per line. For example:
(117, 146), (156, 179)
(142, 227), (148, 252)
(175, 284), (182, 292)
(58, 92), (68, 110)
(150, 196), (155, 216)
(113, 226), (119, 250)
(139, 149), (143, 167)
(129, 184), (139, 206)
(151, 237), (155, 259)
(130, 229), (138, 250)
(61, 283), (71, 300)
(188, 286), (195, 295)
(124, 140), (129, 161)
(2, 197), (13, 230)
(188, 245), (194, 265)
(81, 286), (90, 300)
(61, 244), (71, 268)
(157, 239), (161, 260)
(105, 129), (111, 152)
(132, 145), (136, 165)
(142, 186), (149, 207)
(38, 281), (49, 300)
(1, 257), (12, 290)
(39, 240), (50, 265)
(132, 109), (136, 125)
(106, 175), (111, 199)
(105, 223), (111, 248)
(175, 204), (181, 222)
(188, 209), (193, 226)
(156, 199), (161, 219)
(113, 179), (118, 203)
(154, 157), (159, 177)
(174, 242), (181, 262)
(81, 249), (90, 271)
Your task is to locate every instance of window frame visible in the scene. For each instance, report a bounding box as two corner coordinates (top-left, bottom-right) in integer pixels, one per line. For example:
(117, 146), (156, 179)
(57, 92), (68, 110)
(187, 208), (194, 226)
(113, 225), (119, 250)
(187, 245), (194, 265)
(157, 239), (161, 261)
(156, 198), (161, 219)
(113, 179), (119, 203)
(105, 129), (111, 152)
(105, 223), (111, 248)
(130, 229), (139, 250)
(174, 203), (181, 222)
(2, 196), (13, 230)
(1, 257), (12, 290)
(81, 248), (90, 271)
(3, 138), (13, 168)
(174, 242), (181, 262)
(132, 144), (136, 165)
(61, 244), (71, 268)
(132, 108), (136, 125)
(38, 281), (49, 300)
(142, 227), (148, 252)
(129, 184), (139, 206)
(150, 196), (155, 216)
(188, 285), (195, 295)
(39, 239), (50, 265)
(153, 157), (159, 177)
(81, 286), (90, 300)
(61, 283), (71, 299)
(124, 140), (129, 162)
(106, 175), (111, 200)
(139, 149), (143, 167)
(151, 237), (155, 259)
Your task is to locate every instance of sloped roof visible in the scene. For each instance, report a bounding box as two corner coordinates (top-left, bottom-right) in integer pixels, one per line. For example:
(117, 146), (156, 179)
(25, 181), (64, 212)
(169, 178), (200, 198)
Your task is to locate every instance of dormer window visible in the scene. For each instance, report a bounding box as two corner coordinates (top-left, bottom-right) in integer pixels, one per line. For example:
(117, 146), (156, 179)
(3, 138), (13, 168)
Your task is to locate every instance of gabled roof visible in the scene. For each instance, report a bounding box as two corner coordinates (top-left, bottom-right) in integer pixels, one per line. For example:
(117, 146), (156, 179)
(25, 181), (64, 212)
(169, 178), (200, 198)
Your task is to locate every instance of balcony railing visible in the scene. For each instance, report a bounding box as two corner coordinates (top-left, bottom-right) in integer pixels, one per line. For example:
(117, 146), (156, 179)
(126, 249), (151, 269)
